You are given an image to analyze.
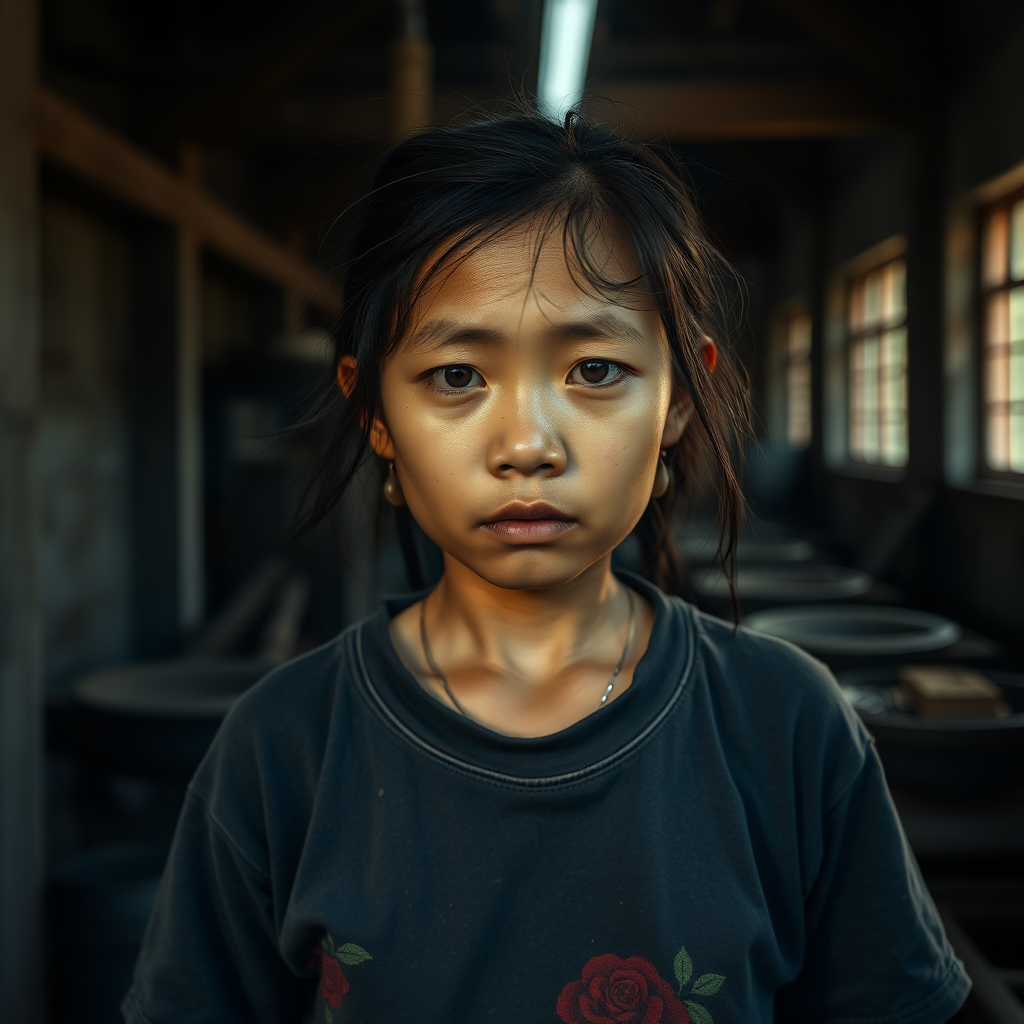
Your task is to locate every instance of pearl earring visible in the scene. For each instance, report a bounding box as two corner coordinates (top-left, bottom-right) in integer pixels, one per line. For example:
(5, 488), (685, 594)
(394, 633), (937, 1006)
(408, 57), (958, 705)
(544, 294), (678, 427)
(382, 461), (405, 507)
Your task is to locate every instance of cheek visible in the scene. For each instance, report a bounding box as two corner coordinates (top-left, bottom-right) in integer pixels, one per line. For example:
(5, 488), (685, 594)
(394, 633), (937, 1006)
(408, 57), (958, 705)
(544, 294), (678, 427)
(589, 428), (659, 494)
(585, 389), (667, 472)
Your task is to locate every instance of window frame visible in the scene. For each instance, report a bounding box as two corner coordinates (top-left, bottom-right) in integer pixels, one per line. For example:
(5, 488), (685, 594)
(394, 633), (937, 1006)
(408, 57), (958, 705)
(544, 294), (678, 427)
(767, 298), (813, 452)
(845, 257), (909, 469)
(976, 184), (1024, 482)
(823, 236), (907, 481)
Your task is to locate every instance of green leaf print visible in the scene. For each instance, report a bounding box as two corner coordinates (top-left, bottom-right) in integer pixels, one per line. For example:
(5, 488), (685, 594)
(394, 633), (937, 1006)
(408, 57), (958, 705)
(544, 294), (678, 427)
(320, 937), (330, 952)
(691, 973), (726, 996)
(673, 946), (693, 993)
(324, 1007), (333, 1024)
(684, 1001), (714, 1024)
(336, 943), (373, 966)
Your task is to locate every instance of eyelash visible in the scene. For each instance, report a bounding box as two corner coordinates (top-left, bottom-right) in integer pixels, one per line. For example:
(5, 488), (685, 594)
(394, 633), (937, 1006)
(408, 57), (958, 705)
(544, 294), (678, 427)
(422, 360), (634, 395)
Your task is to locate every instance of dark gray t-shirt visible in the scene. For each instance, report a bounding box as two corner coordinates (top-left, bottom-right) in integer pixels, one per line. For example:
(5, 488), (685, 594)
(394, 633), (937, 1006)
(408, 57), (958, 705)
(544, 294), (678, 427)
(123, 574), (969, 1024)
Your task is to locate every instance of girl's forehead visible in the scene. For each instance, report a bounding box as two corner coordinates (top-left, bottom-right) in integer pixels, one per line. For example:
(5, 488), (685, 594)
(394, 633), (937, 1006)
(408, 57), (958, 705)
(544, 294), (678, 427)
(394, 225), (665, 356)
(408, 217), (654, 321)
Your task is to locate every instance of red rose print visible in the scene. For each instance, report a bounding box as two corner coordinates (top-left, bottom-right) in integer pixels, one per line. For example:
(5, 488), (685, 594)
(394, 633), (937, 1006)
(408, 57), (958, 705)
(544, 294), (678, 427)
(308, 947), (349, 1009)
(557, 954), (691, 1024)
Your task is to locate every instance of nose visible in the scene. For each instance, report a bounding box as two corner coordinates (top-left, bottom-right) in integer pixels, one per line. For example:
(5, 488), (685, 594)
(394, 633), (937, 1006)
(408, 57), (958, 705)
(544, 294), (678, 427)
(486, 386), (567, 479)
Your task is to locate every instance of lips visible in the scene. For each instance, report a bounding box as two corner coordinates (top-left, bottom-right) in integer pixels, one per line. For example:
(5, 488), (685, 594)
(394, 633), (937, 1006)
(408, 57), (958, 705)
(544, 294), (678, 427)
(482, 501), (573, 525)
(480, 501), (577, 541)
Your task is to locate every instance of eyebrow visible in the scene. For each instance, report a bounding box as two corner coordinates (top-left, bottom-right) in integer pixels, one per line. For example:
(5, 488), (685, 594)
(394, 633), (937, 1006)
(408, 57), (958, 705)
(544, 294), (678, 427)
(546, 311), (649, 346)
(405, 310), (650, 351)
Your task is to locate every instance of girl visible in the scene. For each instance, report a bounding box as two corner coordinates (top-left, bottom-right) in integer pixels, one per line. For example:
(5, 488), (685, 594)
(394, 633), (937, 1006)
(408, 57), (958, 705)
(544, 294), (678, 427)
(124, 112), (969, 1024)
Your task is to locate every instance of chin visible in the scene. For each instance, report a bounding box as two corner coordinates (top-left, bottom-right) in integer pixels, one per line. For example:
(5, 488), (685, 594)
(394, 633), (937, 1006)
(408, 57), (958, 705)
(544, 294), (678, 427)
(460, 547), (600, 592)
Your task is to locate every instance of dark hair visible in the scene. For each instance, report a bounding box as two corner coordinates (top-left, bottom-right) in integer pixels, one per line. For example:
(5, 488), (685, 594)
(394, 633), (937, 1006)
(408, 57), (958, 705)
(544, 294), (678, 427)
(298, 109), (749, 601)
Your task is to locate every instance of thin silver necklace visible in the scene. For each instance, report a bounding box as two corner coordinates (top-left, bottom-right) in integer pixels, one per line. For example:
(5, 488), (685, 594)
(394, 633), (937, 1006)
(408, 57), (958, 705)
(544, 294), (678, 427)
(418, 588), (637, 720)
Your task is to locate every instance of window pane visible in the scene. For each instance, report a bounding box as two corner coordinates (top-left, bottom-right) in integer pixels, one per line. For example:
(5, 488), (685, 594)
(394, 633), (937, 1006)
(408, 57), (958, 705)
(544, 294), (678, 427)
(882, 259), (906, 324)
(786, 310), (812, 449)
(988, 405), (1009, 470)
(987, 290), (1009, 347)
(849, 278), (865, 332)
(849, 339), (864, 460)
(1011, 402), (1024, 473)
(862, 334), (880, 462)
(864, 270), (882, 327)
(788, 311), (812, 359)
(787, 362), (811, 449)
(847, 259), (908, 467)
(880, 327), (908, 465)
(1011, 198), (1024, 282)
(987, 345), (1009, 405)
(984, 206), (1009, 288)
(981, 204), (1024, 476)
(1010, 285), (1024, 343)
(1010, 339), (1024, 404)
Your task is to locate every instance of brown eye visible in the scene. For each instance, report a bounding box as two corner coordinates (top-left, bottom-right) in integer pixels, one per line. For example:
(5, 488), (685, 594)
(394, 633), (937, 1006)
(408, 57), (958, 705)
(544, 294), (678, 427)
(579, 360), (611, 383)
(571, 360), (628, 387)
(442, 366), (475, 388)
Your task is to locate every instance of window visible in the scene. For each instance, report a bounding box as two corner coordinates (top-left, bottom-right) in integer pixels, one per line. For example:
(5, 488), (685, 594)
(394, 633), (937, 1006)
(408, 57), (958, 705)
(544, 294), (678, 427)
(980, 189), (1024, 475)
(785, 310), (812, 449)
(847, 258), (907, 466)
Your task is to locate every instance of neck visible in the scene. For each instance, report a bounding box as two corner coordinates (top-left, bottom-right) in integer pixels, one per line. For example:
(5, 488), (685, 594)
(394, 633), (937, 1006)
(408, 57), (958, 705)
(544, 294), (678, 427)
(425, 554), (626, 688)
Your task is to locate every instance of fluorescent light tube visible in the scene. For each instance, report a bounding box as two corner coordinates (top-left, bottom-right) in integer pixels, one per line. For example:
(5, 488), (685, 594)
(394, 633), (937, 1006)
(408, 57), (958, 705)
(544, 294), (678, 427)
(537, 0), (599, 121)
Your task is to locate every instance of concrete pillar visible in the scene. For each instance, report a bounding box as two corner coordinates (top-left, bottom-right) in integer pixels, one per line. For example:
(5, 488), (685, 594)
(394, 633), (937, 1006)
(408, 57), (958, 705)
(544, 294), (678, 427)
(391, 0), (433, 134)
(0, 0), (44, 1016)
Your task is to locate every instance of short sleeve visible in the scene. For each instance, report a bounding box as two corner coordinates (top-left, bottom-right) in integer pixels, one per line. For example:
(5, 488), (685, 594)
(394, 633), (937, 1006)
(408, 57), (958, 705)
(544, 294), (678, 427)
(121, 789), (304, 1024)
(778, 746), (970, 1024)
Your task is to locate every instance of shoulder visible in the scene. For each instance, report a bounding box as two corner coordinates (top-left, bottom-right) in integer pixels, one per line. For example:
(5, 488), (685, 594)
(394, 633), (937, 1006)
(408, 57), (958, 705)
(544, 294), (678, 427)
(676, 598), (872, 804)
(687, 601), (854, 714)
(186, 627), (361, 859)
(198, 631), (353, 781)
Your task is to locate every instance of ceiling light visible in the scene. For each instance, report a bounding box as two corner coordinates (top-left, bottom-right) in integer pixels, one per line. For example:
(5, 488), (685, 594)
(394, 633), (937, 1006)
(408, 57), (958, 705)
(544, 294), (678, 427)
(537, 0), (599, 121)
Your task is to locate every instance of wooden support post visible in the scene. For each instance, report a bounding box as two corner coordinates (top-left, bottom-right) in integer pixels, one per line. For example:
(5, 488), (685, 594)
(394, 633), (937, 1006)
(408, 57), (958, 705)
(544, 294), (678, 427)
(35, 90), (343, 313)
(178, 144), (204, 631)
(0, 0), (43, 1017)
(391, 0), (433, 134)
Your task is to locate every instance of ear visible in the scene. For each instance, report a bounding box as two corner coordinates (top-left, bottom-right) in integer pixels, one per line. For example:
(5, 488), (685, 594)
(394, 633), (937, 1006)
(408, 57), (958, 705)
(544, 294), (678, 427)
(336, 355), (358, 398)
(660, 336), (717, 447)
(701, 335), (718, 373)
(660, 386), (693, 448)
(369, 415), (394, 460)
(338, 355), (395, 458)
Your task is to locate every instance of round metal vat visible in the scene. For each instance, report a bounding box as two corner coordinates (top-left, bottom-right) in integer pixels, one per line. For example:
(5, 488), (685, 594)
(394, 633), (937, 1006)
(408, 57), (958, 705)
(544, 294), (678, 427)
(696, 563), (873, 604)
(839, 666), (1024, 792)
(743, 605), (961, 658)
(69, 658), (269, 778)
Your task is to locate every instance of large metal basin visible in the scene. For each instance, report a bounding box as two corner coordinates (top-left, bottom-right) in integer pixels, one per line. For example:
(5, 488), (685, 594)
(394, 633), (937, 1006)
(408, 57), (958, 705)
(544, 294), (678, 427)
(682, 533), (816, 564)
(743, 604), (962, 668)
(839, 666), (1024, 792)
(696, 564), (873, 605)
(68, 658), (269, 778)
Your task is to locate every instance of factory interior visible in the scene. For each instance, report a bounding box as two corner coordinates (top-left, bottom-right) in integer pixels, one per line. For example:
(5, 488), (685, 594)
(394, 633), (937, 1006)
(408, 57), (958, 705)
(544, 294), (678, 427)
(0, 0), (1022, 1019)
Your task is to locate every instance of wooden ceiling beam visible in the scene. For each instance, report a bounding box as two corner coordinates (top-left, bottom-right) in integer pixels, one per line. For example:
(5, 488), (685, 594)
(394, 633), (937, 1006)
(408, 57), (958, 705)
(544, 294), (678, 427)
(167, 78), (899, 146)
(756, 0), (926, 95)
(170, 0), (381, 135)
(34, 89), (342, 313)
(590, 78), (901, 139)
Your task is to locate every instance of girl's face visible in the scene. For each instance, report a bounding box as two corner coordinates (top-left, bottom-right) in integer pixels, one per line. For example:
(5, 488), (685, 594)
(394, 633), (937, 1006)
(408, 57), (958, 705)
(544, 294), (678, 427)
(371, 221), (690, 592)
